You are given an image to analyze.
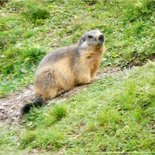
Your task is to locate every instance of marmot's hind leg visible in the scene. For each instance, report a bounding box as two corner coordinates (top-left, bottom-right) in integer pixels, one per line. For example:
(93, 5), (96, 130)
(35, 67), (58, 99)
(46, 87), (58, 100)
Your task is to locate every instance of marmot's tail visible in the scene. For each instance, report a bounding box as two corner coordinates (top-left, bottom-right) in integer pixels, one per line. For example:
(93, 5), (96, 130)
(21, 96), (46, 115)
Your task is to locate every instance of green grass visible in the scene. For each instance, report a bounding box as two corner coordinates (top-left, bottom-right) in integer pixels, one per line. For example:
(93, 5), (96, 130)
(1, 61), (155, 153)
(0, 0), (155, 97)
(0, 0), (155, 154)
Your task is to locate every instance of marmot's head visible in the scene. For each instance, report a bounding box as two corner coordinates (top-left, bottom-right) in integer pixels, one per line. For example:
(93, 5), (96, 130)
(79, 30), (104, 50)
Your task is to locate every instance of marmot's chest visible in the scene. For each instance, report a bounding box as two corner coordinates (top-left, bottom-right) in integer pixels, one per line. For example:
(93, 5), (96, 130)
(88, 52), (102, 63)
(87, 51), (102, 72)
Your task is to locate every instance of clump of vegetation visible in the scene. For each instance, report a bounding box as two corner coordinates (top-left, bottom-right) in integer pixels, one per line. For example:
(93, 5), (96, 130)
(83, 0), (97, 5)
(0, 47), (45, 75)
(24, 4), (50, 24)
(52, 105), (67, 121)
(20, 129), (65, 150)
(42, 105), (67, 126)
(23, 104), (67, 129)
(123, 0), (155, 22)
(98, 108), (121, 126)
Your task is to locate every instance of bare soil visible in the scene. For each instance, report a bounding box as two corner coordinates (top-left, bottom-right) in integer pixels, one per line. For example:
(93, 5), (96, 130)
(0, 67), (120, 124)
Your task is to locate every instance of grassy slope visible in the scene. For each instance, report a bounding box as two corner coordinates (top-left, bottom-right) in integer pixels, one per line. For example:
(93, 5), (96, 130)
(0, 0), (155, 153)
(21, 61), (155, 153)
(0, 0), (155, 97)
(1, 61), (155, 154)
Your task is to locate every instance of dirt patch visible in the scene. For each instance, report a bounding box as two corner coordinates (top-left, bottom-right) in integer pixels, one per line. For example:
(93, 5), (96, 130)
(0, 86), (35, 123)
(0, 66), (120, 124)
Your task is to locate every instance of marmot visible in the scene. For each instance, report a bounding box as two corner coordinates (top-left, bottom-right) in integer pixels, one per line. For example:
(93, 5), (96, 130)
(22, 30), (105, 114)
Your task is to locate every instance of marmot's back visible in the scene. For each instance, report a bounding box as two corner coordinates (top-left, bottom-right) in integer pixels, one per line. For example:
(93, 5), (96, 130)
(37, 45), (78, 70)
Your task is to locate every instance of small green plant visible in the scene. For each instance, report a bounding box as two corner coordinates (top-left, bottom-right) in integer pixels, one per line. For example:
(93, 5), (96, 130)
(24, 5), (50, 24)
(42, 105), (67, 126)
(23, 31), (33, 39)
(123, 0), (155, 22)
(24, 104), (67, 129)
(52, 105), (67, 121)
(20, 129), (65, 150)
(98, 108), (121, 126)
(0, 47), (45, 76)
(43, 115), (56, 126)
(83, 0), (97, 5)
(20, 131), (36, 149)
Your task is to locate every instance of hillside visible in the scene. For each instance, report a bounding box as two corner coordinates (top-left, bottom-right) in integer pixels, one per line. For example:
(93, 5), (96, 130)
(0, 0), (155, 154)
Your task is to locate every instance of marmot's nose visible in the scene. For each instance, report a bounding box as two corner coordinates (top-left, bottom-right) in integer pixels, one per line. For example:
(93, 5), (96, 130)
(98, 34), (104, 44)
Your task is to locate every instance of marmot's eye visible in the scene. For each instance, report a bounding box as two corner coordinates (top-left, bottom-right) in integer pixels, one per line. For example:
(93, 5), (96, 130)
(87, 56), (92, 59)
(88, 35), (93, 39)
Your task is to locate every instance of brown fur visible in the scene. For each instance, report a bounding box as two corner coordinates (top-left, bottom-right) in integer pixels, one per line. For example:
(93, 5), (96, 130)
(33, 30), (105, 102)
(34, 45), (105, 100)
(21, 30), (105, 114)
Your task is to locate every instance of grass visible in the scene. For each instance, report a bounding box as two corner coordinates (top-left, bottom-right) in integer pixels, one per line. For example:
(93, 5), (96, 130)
(0, 0), (155, 154)
(22, 61), (155, 153)
(1, 61), (155, 153)
(0, 0), (155, 97)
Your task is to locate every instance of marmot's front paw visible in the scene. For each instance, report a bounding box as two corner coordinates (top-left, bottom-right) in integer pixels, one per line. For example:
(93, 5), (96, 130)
(91, 76), (99, 82)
